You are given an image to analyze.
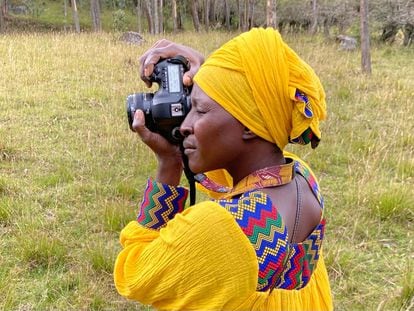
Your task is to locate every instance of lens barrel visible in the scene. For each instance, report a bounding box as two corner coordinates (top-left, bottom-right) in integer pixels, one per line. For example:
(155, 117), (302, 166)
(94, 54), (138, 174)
(126, 93), (154, 132)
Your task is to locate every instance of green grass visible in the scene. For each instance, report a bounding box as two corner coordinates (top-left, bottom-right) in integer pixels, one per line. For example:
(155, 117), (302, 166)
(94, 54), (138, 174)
(0, 31), (413, 310)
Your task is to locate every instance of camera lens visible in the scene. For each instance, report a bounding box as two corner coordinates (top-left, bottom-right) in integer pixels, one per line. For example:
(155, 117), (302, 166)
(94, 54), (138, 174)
(126, 93), (154, 132)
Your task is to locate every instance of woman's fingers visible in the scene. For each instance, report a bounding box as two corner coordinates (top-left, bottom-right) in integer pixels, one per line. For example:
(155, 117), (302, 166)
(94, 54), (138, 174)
(132, 109), (152, 143)
(132, 110), (180, 157)
(139, 40), (174, 87)
(139, 40), (204, 87)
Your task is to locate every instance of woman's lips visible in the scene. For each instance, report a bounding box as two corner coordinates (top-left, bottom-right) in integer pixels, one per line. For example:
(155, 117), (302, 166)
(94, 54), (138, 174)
(182, 140), (196, 155)
(183, 147), (196, 156)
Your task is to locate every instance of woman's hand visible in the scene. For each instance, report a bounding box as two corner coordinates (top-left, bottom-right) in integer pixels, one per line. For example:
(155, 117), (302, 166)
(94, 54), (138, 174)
(139, 39), (205, 88)
(132, 110), (183, 186)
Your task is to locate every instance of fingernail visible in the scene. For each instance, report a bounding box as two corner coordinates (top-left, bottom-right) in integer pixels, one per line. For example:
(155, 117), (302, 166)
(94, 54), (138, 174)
(144, 68), (149, 77)
(134, 110), (143, 124)
(183, 75), (192, 85)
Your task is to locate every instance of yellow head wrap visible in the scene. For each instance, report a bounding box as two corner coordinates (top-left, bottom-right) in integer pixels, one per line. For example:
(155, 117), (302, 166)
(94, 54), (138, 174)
(193, 28), (327, 196)
(193, 27), (326, 151)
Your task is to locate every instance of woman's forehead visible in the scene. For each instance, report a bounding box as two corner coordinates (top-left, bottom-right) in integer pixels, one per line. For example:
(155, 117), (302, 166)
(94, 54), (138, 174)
(191, 83), (215, 105)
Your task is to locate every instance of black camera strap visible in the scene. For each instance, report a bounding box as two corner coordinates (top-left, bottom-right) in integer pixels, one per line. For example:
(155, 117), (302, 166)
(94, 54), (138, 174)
(180, 144), (196, 206)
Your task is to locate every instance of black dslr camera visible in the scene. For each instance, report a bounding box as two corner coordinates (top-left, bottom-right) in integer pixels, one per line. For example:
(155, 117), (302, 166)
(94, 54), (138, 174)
(126, 56), (192, 144)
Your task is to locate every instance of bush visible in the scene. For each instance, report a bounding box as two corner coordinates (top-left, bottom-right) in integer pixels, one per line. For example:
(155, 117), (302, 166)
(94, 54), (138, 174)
(112, 9), (127, 32)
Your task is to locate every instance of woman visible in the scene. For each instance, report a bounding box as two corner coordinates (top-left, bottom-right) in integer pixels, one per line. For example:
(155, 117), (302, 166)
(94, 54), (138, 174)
(114, 28), (333, 311)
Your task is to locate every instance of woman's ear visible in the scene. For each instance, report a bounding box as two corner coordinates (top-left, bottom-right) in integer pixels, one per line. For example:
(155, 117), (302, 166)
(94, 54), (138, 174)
(242, 128), (257, 140)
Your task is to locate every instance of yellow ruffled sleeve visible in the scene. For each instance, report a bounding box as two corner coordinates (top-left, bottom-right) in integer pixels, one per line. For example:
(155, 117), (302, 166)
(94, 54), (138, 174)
(114, 201), (258, 310)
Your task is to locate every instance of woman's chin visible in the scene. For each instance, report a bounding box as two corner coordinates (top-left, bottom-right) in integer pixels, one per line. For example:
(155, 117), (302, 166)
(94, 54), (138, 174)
(188, 159), (205, 175)
(188, 164), (202, 174)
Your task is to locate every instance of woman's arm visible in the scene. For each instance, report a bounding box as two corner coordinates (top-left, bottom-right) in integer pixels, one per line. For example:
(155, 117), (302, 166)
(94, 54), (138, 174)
(114, 201), (258, 310)
(132, 40), (205, 185)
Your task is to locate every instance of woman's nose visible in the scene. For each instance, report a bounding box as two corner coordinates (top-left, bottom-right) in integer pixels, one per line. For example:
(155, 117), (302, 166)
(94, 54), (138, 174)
(180, 116), (193, 137)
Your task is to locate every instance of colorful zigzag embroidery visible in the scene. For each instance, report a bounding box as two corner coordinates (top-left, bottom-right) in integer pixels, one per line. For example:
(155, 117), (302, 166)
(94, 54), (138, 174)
(217, 160), (326, 291)
(137, 178), (188, 230)
(217, 191), (288, 291)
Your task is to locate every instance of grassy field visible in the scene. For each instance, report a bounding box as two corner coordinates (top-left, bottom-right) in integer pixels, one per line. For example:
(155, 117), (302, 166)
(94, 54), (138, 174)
(5, 0), (138, 32)
(0, 31), (413, 310)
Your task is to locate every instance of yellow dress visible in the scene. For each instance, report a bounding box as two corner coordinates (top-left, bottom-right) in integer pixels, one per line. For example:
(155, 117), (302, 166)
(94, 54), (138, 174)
(114, 158), (333, 311)
(114, 203), (332, 310)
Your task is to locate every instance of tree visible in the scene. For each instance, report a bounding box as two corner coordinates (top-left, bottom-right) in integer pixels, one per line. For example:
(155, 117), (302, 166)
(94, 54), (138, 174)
(310, 0), (318, 34)
(143, 0), (154, 33)
(142, 0), (163, 34)
(0, 0), (5, 33)
(153, 0), (159, 33)
(360, 0), (372, 74)
(237, 0), (243, 30)
(71, 0), (80, 33)
(136, 0), (142, 33)
(372, 0), (414, 46)
(224, 0), (231, 30)
(204, 0), (210, 31)
(266, 0), (277, 28)
(243, 0), (248, 30)
(247, 0), (255, 29)
(63, 0), (69, 31)
(209, 0), (216, 26)
(2, 0), (7, 16)
(191, 0), (200, 31)
(171, 0), (178, 32)
(90, 0), (101, 32)
(158, 0), (163, 33)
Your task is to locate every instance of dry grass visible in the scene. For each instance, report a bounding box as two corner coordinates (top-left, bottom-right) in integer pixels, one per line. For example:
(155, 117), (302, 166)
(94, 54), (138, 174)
(0, 31), (413, 310)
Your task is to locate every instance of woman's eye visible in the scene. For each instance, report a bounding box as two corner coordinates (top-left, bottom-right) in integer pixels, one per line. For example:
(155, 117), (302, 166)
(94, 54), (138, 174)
(196, 110), (207, 114)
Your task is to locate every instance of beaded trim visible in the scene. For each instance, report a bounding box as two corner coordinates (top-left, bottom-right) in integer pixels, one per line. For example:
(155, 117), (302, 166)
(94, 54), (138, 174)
(217, 191), (288, 291)
(294, 161), (324, 208)
(275, 219), (325, 289)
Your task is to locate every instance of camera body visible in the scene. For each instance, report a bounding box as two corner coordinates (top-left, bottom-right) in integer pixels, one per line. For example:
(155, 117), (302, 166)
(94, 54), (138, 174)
(126, 56), (192, 144)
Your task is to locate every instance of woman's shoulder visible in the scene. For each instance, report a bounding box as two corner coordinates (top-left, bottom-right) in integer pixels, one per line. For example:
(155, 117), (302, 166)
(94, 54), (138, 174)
(213, 189), (326, 291)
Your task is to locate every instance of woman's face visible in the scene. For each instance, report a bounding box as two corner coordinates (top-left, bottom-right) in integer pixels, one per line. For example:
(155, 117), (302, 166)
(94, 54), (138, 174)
(180, 83), (246, 174)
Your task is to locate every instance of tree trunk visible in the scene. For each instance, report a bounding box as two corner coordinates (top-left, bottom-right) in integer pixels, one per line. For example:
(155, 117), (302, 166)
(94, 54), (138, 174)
(360, 0), (372, 74)
(266, 0), (277, 28)
(310, 0), (318, 34)
(0, 0), (5, 33)
(247, 0), (255, 29)
(144, 0), (153, 33)
(1, 0), (7, 16)
(63, 0), (68, 31)
(237, 0), (243, 30)
(204, 0), (209, 31)
(224, 0), (231, 30)
(191, 0), (200, 32)
(71, 0), (80, 33)
(243, 0), (248, 30)
(90, 0), (101, 32)
(136, 0), (142, 33)
(177, 1), (183, 30)
(153, 0), (159, 33)
(158, 0), (163, 33)
(209, 0), (216, 26)
(171, 0), (177, 32)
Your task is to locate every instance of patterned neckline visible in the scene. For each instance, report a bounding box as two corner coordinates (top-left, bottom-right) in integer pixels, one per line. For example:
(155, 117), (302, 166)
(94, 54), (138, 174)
(195, 158), (295, 199)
